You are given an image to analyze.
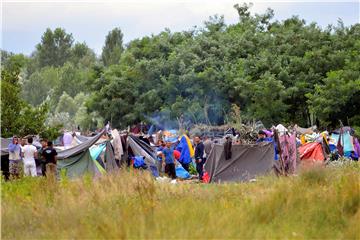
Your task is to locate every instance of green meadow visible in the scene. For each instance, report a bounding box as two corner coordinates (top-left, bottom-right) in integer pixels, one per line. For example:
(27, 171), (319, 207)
(2, 164), (359, 239)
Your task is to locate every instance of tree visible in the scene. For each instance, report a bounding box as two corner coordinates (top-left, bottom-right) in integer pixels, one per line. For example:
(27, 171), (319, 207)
(1, 56), (24, 136)
(101, 28), (124, 66)
(1, 55), (61, 139)
(55, 92), (78, 117)
(35, 28), (74, 67)
(22, 67), (59, 106)
(70, 42), (97, 68)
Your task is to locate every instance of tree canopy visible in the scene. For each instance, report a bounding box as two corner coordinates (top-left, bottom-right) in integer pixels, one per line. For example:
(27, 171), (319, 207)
(2, 4), (359, 133)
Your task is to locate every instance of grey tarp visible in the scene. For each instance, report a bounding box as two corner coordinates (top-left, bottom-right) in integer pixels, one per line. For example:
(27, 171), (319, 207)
(104, 141), (118, 171)
(57, 130), (105, 178)
(75, 135), (92, 143)
(127, 136), (157, 166)
(204, 142), (274, 183)
(57, 130), (104, 159)
(295, 125), (317, 135)
(1, 138), (12, 156)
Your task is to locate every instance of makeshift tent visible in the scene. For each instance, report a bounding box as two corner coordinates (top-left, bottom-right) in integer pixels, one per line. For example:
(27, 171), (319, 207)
(331, 132), (354, 157)
(204, 142), (274, 183)
(127, 135), (158, 176)
(127, 136), (157, 166)
(57, 130), (107, 178)
(1, 138), (12, 156)
(298, 142), (325, 162)
(1, 138), (12, 180)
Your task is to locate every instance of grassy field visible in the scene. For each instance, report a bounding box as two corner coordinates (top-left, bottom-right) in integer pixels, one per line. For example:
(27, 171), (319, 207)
(1, 164), (359, 239)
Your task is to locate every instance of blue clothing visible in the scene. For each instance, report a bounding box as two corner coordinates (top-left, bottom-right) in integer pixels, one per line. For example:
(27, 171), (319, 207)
(8, 143), (21, 153)
(156, 146), (164, 161)
(162, 147), (175, 164)
(133, 156), (146, 168)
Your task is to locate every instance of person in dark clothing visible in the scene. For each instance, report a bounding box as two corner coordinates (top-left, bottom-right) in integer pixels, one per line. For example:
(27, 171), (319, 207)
(194, 136), (205, 180)
(38, 139), (47, 176)
(42, 141), (57, 176)
(162, 141), (176, 179)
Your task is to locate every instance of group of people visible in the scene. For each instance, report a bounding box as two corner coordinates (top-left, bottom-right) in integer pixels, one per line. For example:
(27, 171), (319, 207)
(8, 136), (58, 180)
(154, 136), (212, 181)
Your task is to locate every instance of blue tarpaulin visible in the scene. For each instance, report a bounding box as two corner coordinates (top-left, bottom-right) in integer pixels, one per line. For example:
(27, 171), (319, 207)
(176, 165), (191, 179)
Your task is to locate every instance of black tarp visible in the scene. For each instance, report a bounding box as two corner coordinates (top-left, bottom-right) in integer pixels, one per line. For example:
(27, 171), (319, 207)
(1, 138), (12, 180)
(204, 142), (274, 183)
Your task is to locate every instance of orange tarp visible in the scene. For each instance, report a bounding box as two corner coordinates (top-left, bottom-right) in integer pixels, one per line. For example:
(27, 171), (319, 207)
(298, 142), (325, 162)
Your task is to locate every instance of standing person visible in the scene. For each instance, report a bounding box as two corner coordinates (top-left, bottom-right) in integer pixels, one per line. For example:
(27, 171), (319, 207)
(42, 141), (58, 177)
(162, 141), (176, 180)
(21, 137), (38, 177)
(156, 140), (165, 174)
(62, 131), (73, 149)
(194, 136), (205, 181)
(8, 136), (22, 179)
(38, 139), (47, 176)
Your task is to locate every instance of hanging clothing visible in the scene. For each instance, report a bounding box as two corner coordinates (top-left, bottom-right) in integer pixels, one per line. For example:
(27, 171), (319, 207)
(279, 133), (297, 173)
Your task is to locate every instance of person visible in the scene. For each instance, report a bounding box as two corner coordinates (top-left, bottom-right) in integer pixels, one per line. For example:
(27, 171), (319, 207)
(42, 141), (58, 177)
(256, 130), (279, 161)
(162, 141), (176, 179)
(21, 137), (38, 177)
(8, 136), (22, 179)
(194, 136), (205, 180)
(156, 140), (165, 174)
(256, 130), (273, 143)
(38, 139), (47, 176)
(62, 131), (73, 149)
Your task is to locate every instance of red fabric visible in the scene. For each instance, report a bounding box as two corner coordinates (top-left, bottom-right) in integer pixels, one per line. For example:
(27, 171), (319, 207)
(298, 142), (324, 162)
(173, 150), (180, 160)
(202, 171), (210, 183)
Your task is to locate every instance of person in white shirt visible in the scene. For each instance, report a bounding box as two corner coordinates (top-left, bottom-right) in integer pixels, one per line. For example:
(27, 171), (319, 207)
(62, 132), (73, 149)
(21, 137), (38, 177)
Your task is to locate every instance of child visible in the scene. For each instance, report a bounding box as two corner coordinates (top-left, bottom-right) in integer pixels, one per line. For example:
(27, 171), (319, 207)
(162, 141), (176, 179)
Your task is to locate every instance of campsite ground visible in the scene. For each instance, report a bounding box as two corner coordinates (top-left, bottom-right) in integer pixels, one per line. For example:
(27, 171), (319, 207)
(2, 164), (359, 239)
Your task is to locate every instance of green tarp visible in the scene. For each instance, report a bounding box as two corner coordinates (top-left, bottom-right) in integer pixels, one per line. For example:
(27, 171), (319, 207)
(57, 150), (102, 178)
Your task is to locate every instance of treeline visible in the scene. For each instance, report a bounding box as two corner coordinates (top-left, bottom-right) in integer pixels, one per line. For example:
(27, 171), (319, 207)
(1, 4), (360, 138)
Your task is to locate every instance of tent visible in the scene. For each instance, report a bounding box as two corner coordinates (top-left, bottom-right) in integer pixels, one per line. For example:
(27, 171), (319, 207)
(298, 142), (325, 162)
(127, 135), (157, 166)
(204, 142), (274, 183)
(1, 138), (12, 180)
(127, 135), (158, 176)
(57, 130), (111, 178)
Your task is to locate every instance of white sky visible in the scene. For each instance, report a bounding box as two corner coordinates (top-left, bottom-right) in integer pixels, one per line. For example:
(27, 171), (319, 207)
(2, 0), (359, 55)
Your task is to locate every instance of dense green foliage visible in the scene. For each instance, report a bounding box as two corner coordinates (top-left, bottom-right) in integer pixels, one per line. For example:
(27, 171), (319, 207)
(2, 4), (359, 131)
(0, 55), (61, 139)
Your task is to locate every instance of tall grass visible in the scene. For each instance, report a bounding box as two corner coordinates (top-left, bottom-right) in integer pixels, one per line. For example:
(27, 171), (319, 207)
(1, 165), (359, 239)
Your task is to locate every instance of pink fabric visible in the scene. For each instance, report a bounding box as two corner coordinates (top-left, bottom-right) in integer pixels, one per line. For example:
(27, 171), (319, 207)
(279, 133), (297, 173)
(354, 138), (360, 156)
(263, 130), (273, 137)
